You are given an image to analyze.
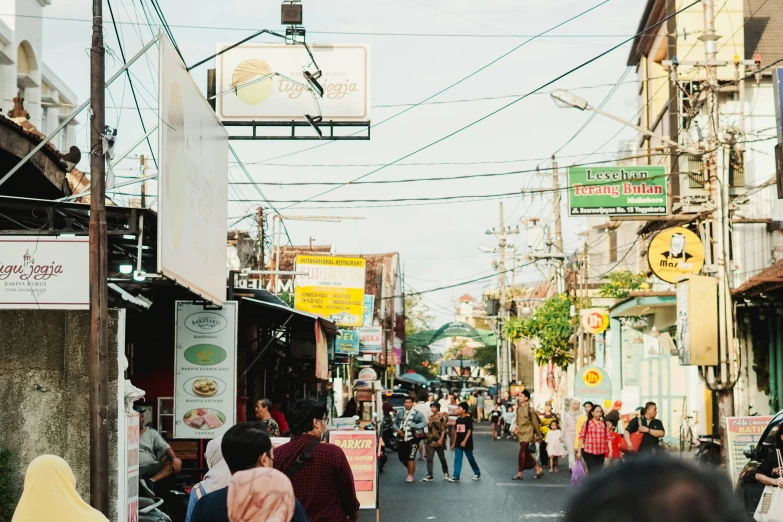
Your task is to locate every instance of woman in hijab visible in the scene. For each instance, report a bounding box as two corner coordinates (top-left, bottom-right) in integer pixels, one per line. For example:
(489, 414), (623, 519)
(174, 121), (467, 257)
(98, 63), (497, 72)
(185, 436), (232, 522)
(228, 467), (309, 522)
(562, 400), (581, 471)
(12, 454), (108, 522)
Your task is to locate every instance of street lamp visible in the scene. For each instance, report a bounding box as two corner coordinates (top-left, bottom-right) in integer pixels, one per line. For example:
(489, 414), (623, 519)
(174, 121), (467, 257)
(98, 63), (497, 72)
(550, 89), (701, 155)
(478, 244), (496, 254)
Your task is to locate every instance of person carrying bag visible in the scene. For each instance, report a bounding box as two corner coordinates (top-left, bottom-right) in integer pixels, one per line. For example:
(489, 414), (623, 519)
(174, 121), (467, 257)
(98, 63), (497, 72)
(755, 448), (783, 522)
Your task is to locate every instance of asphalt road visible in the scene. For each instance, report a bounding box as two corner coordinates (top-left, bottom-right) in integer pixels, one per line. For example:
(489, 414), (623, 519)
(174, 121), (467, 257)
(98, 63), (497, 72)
(360, 423), (575, 522)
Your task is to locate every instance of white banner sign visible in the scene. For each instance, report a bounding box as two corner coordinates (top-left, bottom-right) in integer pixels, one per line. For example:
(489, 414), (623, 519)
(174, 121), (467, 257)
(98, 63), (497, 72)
(0, 236), (88, 309)
(126, 414), (139, 522)
(174, 301), (238, 439)
(158, 33), (229, 305)
(358, 326), (383, 353)
(216, 44), (370, 121)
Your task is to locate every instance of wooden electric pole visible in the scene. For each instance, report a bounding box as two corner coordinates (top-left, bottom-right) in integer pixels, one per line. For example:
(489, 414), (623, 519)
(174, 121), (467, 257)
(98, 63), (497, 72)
(89, 0), (109, 513)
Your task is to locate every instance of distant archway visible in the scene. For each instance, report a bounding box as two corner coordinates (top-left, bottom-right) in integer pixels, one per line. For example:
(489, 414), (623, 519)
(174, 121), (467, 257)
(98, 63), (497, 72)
(406, 321), (492, 347)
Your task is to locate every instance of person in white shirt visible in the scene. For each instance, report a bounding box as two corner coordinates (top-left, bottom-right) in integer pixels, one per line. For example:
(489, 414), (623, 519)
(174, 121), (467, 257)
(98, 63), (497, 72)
(414, 391), (433, 460)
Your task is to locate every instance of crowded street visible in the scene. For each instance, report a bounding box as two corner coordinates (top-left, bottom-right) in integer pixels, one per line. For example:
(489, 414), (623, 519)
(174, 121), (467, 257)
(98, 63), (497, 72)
(1, 0), (783, 521)
(370, 422), (572, 522)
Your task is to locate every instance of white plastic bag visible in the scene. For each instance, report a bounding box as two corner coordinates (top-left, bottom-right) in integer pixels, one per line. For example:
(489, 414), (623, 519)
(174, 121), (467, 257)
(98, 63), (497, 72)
(755, 450), (783, 522)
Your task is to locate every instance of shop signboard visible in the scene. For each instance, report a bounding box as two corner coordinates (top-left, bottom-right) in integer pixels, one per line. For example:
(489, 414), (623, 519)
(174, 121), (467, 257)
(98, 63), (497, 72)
(216, 44), (370, 122)
(726, 416), (773, 486)
(294, 255), (366, 327)
(336, 329), (360, 355)
(0, 236), (88, 309)
(357, 326), (383, 353)
(358, 367), (377, 382)
(329, 431), (378, 509)
(581, 308), (609, 334)
(173, 301), (238, 439)
(567, 165), (667, 216)
(392, 336), (402, 365)
(158, 33), (229, 305)
(574, 366), (611, 403)
(127, 413), (139, 522)
(363, 295), (375, 326)
(648, 226), (705, 283)
(621, 327), (644, 387)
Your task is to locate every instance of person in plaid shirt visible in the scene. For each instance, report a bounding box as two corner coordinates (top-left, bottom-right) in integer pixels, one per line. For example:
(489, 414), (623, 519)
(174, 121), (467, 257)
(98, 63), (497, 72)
(274, 399), (359, 522)
(576, 404), (613, 474)
(422, 402), (450, 482)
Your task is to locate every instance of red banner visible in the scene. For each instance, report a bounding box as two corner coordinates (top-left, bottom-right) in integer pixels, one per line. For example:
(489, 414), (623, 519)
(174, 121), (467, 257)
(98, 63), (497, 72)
(329, 431), (377, 509)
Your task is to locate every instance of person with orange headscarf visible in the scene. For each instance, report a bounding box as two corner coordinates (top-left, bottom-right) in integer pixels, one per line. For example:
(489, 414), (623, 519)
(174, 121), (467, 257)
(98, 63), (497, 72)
(228, 467), (298, 522)
(12, 454), (108, 522)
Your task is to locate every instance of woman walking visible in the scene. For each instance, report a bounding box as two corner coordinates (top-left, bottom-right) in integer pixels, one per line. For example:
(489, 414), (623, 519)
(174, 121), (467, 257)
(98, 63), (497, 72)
(576, 404), (612, 474)
(512, 390), (544, 480)
(563, 400), (581, 471)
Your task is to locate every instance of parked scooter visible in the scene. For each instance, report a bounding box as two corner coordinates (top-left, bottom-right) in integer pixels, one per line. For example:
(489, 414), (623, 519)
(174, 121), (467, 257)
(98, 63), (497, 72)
(139, 470), (197, 522)
(381, 415), (399, 452)
(695, 434), (721, 466)
(363, 415), (388, 473)
(139, 497), (172, 522)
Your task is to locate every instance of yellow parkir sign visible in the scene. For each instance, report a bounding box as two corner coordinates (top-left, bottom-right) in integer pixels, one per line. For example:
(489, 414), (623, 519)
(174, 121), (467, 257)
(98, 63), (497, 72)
(294, 255), (366, 327)
(581, 308), (609, 334)
(648, 226), (705, 283)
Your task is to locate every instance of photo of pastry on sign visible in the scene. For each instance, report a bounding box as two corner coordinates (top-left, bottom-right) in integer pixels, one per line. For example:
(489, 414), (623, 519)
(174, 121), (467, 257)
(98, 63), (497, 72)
(648, 226), (705, 283)
(184, 376), (226, 398)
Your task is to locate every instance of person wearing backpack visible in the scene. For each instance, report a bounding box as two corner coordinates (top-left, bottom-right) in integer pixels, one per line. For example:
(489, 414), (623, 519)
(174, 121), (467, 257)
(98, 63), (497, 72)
(274, 399), (359, 522)
(624, 402), (665, 454)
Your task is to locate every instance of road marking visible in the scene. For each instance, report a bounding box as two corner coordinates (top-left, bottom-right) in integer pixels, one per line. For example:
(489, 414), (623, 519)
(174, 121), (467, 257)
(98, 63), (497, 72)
(520, 514), (564, 519)
(495, 483), (570, 488)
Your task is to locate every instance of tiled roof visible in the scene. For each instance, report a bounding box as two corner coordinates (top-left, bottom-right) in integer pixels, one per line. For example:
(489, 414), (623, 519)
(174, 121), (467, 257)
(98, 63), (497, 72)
(744, 0), (783, 64)
(733, 258), (783, 296)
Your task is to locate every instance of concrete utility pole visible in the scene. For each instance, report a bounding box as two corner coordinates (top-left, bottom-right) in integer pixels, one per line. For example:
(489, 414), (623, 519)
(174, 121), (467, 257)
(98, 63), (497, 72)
(702, 0), (735, 459)
(89, 0), (109, 513)
(498, 202), (509, 393)
(139, 154), (147, 208)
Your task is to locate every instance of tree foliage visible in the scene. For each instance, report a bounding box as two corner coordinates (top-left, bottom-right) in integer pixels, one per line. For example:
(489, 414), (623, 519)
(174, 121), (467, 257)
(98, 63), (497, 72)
(404, 296), (436, 377)
(598, 270), (648, 299)
(504, 294), (574, 368)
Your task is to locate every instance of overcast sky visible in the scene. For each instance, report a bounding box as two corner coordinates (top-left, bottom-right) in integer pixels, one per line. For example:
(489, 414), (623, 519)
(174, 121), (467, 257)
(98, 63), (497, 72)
(40, 0), (648, 325)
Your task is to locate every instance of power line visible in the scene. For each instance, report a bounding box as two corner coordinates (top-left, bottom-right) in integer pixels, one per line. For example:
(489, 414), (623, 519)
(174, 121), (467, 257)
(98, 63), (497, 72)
(282, 0), (700, 211)
(235, 0), (615, 167)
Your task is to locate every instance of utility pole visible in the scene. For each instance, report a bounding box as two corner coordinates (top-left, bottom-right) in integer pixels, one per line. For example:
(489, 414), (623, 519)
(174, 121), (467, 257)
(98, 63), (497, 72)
(552, 156), (565, 294)
(702, 0), (735, 459)
(257, 207), (264, 270)
(579, 241), (589, 368)
(498, 202), (509, 393)
(139, 154), (147, 208)
(89, 0), (109, 514)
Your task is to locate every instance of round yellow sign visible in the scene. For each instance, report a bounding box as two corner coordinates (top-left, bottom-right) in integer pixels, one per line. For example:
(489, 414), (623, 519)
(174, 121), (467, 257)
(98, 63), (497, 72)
(581, 308), (609, 335)
(582, 368), (603, 388)
(648, 226), (705, 283)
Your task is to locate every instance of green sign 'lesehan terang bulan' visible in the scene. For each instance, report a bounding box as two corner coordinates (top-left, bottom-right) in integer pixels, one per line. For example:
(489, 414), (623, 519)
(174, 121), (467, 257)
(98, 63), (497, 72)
(567, 165), (668, 216)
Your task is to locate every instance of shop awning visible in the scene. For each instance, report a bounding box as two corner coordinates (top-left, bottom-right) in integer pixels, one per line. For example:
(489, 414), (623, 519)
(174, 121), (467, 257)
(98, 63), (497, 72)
(608, 295), (676, 318)
(240, 297), (338, 336)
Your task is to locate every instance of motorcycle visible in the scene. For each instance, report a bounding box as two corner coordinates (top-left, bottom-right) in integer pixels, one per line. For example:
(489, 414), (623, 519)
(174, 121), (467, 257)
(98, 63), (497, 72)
(139, 470), (198, 522)
(139, 497), (172, 522)
(695, 434), (721, 467)
(381, 415), (399, 452)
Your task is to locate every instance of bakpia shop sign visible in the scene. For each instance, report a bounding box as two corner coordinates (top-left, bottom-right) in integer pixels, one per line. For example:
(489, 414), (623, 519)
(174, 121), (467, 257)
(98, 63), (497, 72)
(568, 165), (667, 216)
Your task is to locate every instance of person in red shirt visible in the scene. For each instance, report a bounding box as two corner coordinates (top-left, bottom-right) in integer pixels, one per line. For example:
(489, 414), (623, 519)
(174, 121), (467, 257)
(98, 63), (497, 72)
(274, 398), (359, 522)
(271, 397), (290, 435)
(605, 419), (623, 462)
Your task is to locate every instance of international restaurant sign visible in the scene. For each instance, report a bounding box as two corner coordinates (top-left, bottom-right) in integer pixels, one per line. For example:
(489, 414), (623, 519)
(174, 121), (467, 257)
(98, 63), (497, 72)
(0, 236), (88, 309)
(173, 301), (238, 439)
(294, 255), (366, 327)
(567, 166), (667, 216)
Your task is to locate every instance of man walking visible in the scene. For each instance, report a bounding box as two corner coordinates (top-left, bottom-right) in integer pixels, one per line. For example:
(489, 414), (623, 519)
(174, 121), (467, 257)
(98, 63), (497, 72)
(624, 402), (665, 454)
(423, 402), (450, 482)
(513, 390), (544, 480)
(448, 401), (480, 482)
(394, 396), (428, 482)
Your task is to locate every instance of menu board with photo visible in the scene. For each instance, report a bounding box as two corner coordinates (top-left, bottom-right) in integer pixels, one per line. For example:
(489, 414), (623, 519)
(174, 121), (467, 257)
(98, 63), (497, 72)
(173, 301), (238, 439)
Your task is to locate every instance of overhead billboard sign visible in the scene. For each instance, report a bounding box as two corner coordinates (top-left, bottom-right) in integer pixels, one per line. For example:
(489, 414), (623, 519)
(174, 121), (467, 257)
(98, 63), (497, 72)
(173, 301), (238, 439)
(0, 236), (88, 309)
(294, 255), (366, 327)
(358, 326), (383, 353)
(568, 165), (667, 216)
(363, 294), (375, 326)
(336, 329), (360, 355)
(158, 33), (229, 305)
(649, 226), (705, 283)
(216, 44), (370, 121)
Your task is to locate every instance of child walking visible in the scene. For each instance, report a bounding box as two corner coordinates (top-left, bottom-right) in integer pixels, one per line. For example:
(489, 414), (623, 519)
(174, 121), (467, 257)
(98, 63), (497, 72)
(545, 419), (568, 472)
